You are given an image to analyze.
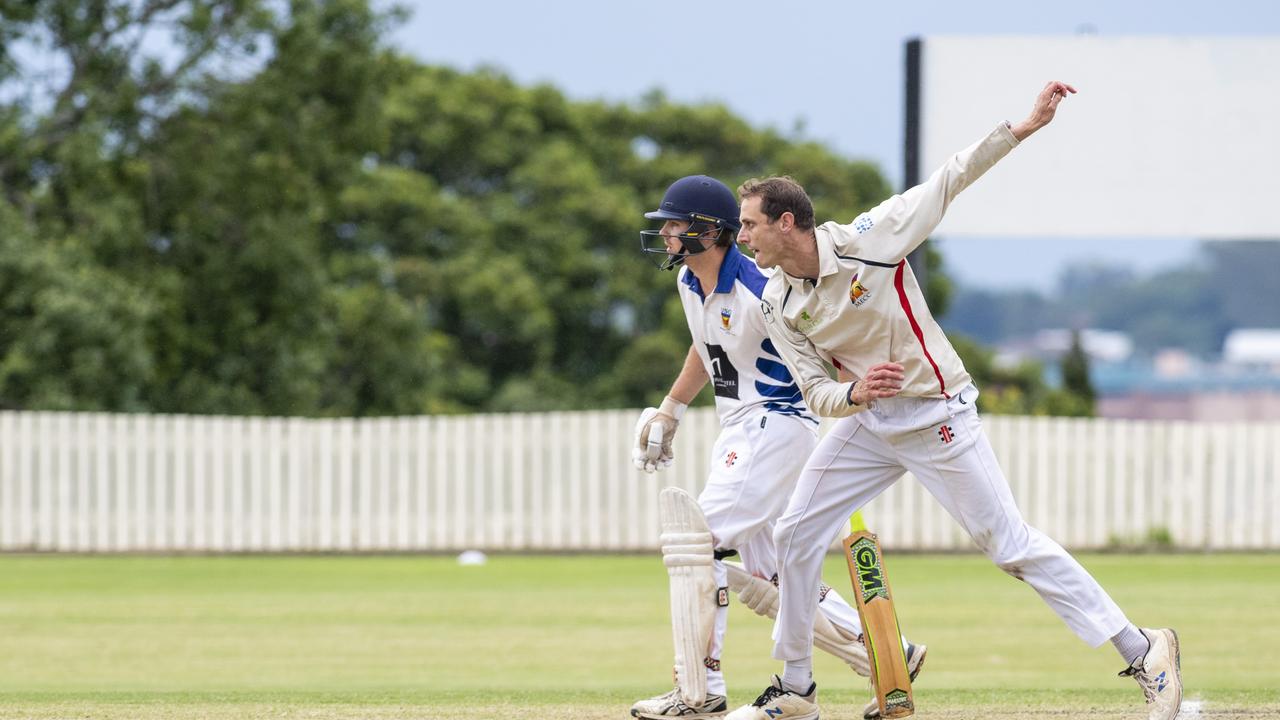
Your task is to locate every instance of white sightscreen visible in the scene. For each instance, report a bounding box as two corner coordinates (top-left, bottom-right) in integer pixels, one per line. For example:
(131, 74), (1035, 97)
(917, 36), (1280, 238)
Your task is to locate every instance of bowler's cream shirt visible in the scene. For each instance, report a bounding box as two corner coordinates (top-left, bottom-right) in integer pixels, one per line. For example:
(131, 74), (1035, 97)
(760, 123), (1020, 418)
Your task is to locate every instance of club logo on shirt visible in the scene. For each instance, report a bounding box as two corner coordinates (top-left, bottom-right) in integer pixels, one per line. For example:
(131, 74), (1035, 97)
(720, 307), (732, 331)
(850, 273), (872, 307)
(938, 424), (955, 444)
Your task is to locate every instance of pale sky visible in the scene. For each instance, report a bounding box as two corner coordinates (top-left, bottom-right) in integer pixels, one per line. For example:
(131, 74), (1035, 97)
(392, 1), (1280, 291)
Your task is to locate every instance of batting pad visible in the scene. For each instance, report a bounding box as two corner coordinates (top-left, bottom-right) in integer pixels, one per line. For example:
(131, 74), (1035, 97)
(659, 487), (717, 706)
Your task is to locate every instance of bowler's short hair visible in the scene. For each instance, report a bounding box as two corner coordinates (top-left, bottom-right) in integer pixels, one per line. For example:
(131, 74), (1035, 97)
(737, 176), (816, 231)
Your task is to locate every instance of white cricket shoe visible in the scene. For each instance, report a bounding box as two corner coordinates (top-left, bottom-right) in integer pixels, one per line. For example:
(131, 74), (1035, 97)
(724, 675), (818, 720)
(1119, 628), (1182, 720)
(631, 687), (728, 719)
(861, 641), (927, 720)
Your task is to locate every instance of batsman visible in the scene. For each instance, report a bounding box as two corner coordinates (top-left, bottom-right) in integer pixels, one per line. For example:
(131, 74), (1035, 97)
(630, 175), (925, 720)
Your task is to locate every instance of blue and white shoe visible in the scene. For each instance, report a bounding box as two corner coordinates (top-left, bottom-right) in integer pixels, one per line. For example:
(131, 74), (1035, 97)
(1119, 628), (1182, 720)
(724, 675), (818, 720)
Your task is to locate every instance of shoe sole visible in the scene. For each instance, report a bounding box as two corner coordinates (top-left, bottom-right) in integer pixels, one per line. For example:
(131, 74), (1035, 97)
(631, 702), (728, 720)
(632, 707), (727, 712)
(1166, 628), (1183, 720)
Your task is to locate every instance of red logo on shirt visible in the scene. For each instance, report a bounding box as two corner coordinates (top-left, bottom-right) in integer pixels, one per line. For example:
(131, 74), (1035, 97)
(938, 425), (955, 444)
(725, 451), (738, 468)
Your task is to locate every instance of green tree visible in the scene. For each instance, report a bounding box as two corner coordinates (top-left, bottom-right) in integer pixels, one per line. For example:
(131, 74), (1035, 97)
(922, 244), (954, 317)
(1060, 329), (1095, 414)
(138, 0), (402, 415)
(0, 204), (154, 410)
(0, 1), (966, 416)
(950, 333), (1092, 417)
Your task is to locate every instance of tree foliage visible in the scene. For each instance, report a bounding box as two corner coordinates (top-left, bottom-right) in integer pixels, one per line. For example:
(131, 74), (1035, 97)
(1060, 329), (1095, 414)
(6, 0), (1071, 416)
(950, 333), (1092, 417)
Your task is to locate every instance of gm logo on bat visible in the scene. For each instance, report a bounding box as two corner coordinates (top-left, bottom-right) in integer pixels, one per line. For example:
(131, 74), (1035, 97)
(853, 538), (889, 604)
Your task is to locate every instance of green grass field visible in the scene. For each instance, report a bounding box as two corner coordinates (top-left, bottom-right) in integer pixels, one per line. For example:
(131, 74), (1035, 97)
(1, 553), (1277, 719)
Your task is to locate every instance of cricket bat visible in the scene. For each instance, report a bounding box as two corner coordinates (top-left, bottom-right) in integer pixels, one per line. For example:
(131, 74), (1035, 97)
(843, 511), (914, 718)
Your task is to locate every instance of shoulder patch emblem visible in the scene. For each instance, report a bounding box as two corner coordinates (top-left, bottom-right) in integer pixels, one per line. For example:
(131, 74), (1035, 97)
(853, 214), (874, 234)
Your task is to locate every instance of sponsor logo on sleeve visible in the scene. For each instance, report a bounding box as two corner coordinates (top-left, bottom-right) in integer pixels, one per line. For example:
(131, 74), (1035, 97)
(796, 309), (821, 333)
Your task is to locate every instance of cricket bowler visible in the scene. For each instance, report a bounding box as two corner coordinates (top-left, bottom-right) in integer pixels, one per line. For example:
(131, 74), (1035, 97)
(725, 81), (1183, 720)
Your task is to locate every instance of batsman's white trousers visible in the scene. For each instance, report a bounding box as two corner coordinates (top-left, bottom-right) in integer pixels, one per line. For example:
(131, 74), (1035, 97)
(697, 411), (861, 692)
(771, 385), (1130, 662)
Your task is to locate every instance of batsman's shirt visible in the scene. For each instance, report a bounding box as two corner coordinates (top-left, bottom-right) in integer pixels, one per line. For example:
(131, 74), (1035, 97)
(677, 244), (816, 427)
(761, 122), (1020, 418)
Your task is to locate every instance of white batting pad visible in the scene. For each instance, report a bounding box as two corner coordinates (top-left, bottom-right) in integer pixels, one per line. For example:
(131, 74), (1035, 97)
(659, 487), (717, 706)
(724, 560), (870, 677)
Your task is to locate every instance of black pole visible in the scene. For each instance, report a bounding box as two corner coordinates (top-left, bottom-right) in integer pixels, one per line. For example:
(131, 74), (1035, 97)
(903, 37), (926, 287)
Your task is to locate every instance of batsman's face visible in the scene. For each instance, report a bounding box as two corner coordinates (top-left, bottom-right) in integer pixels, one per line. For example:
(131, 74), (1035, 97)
(659, 219), (719, 259)
(660, 219), (693, 253)
(738, 196), (781, 268)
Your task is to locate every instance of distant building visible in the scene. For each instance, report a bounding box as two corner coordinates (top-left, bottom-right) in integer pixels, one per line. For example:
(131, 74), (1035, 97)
(1094, 334), (1280, 420)
(1223, 328), (1280, 368)
(1098, 390), (1280, 421)
(994, 328), (1134, 367)
(993, 326), (1280, 420)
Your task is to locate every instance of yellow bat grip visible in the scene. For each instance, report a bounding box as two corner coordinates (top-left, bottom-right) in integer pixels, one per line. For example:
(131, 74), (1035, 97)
(849, 510), (867, 534)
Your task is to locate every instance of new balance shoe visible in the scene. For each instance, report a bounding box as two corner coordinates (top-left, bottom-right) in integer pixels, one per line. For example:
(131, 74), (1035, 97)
(1119, 628), (1182, 720)
(861, 641), (927, 720)
(724, 675), (818, 720)
(631, 687), (728, 719)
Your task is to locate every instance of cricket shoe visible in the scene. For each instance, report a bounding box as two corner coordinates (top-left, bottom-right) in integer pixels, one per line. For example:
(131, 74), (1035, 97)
(724, 675), (818, 720)
(630, 687), (727, 719)
(861, 642), (927, 720)
(1118, 628), (1182, 720)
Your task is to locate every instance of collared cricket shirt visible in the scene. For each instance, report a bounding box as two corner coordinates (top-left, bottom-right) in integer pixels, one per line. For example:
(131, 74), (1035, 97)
(761, 122), (1021, 418)
(677, 244), (817, 427)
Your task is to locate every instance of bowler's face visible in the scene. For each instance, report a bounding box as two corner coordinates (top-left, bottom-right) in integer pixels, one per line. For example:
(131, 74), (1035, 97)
(739, 196), (780, 268)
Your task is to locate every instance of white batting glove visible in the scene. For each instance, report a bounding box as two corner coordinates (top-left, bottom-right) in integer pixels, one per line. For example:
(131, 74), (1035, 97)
(631, 396), (687, 473)
(735, 573), (779, 619)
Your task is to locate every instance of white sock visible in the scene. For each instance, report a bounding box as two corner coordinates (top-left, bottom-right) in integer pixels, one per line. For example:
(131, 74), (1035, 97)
(706, 664), (725, 696)
(781, 657), (813, 694)
(1111, 624), (1150, 666)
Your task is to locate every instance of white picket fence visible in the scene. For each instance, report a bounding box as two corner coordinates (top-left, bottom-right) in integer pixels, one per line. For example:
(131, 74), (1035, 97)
(0, 410), (1276, 552)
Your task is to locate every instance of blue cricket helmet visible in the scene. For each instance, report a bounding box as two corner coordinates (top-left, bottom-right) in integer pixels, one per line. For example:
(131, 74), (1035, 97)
(644, 175), (742, 231)
(640, 175), (741, 270)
